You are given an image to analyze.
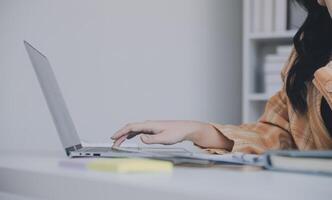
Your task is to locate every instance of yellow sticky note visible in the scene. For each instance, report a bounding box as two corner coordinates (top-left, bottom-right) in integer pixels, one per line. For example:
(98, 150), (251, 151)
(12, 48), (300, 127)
(86, 158), (173, 173)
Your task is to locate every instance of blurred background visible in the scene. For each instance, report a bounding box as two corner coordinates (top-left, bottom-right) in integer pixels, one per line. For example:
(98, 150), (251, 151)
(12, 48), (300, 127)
(0, 0), (305, 152)
(0, 0), (243, 151)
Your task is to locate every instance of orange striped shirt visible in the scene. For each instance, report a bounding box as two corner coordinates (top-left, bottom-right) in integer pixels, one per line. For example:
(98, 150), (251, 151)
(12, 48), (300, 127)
(207, 49), (332, 154)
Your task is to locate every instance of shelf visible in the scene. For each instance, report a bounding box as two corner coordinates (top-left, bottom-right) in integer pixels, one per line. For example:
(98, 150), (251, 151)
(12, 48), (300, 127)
(248, 31), (297, 41)
(242, 1), (300, 123)
(248, 93), (271, 101)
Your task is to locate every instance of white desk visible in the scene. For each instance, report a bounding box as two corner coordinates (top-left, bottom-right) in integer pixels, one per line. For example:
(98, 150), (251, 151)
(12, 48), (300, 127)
(0, 150), (331, 200)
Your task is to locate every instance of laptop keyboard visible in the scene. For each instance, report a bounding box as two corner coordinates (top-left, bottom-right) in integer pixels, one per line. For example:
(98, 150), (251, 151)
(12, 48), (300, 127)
(77, 146), (192, 156)
(78, 147), (115, 153)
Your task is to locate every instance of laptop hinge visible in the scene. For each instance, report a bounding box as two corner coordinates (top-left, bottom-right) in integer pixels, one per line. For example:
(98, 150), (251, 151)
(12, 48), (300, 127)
(65, 144), (83, 156)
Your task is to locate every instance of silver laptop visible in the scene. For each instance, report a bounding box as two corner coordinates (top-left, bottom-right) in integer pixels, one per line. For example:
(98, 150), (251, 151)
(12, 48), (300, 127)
(24, 41), (194, 160)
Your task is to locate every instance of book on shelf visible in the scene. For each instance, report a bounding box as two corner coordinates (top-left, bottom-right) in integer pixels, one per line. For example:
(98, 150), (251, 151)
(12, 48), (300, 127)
(265, 73), (282, 83)
(251, 0), (281, 33)
(275, 0), (288, 32)
(265, 55), (288, 66)
(263, 45), (292, 96)
(252, 0), (272, 33)
(262, 0), (275, 32)
(276, 45), (293, 56)
(252, 0), (264, 32)
(250, 0), (306, 34)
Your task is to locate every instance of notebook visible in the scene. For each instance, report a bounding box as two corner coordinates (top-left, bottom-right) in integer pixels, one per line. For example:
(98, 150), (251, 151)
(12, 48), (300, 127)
(262, 150), (332, 176)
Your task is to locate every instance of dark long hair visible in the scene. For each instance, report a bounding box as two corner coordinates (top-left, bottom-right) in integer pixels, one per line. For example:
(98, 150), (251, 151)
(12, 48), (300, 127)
(286, 0), (332, 113)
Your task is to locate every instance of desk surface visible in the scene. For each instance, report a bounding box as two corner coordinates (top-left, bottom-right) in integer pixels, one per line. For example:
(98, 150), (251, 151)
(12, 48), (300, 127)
(0, 150), (331, 200)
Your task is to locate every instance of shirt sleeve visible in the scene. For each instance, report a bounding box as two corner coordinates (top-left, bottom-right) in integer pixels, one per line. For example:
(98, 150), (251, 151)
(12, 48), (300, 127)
(201, 49), (298, 155)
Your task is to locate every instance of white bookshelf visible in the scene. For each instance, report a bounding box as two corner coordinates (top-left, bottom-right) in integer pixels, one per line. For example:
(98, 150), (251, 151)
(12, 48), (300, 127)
(242, 0), (299, 122)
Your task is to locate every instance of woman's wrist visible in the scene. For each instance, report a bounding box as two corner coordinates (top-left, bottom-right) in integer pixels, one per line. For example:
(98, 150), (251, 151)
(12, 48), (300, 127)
(184, 122), (211, 143)
(185, 122), (234, 151)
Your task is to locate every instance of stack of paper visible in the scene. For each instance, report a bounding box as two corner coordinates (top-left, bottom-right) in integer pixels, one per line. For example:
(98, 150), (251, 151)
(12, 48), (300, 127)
(263, 45), (292, 95)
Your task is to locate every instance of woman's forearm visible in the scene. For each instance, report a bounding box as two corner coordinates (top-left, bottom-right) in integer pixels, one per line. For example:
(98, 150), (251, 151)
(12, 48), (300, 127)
(186, 123), (234, 151)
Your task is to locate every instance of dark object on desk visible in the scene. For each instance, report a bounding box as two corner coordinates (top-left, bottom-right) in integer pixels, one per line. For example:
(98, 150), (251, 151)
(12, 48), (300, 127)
(263, 150), (332, 176)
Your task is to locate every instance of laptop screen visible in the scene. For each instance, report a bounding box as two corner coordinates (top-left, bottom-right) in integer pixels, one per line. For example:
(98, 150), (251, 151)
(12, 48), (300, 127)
(24, 41), (81, 154)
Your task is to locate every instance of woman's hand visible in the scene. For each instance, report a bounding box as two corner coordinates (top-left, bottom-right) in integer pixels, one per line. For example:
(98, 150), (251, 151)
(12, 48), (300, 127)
(111, 120), (234, 151)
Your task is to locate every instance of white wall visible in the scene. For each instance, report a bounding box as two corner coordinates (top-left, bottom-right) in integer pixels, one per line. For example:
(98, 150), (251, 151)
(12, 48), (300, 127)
(0, 0), (242, 151)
